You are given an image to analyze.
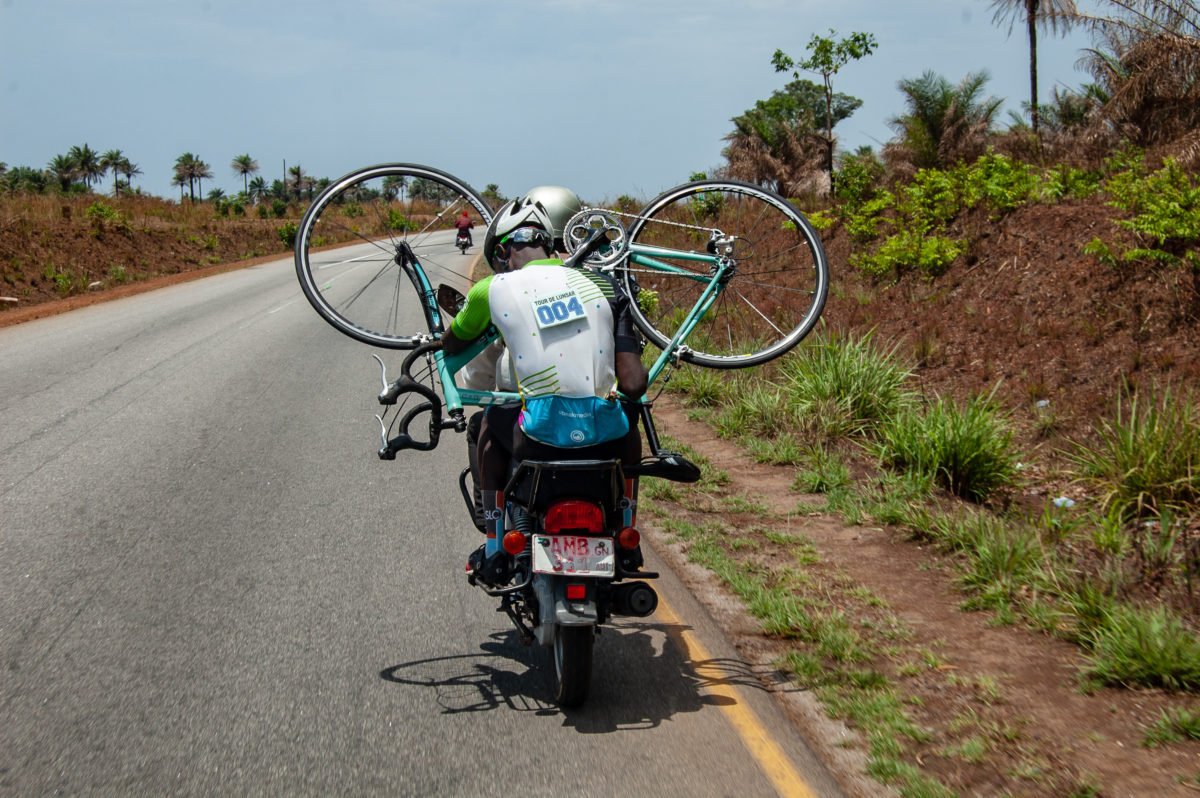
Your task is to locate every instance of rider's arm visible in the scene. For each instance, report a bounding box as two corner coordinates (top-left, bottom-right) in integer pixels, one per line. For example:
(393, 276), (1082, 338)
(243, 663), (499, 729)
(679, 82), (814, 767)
(442, 276), (493, 356)
(611, 291), (648, 399)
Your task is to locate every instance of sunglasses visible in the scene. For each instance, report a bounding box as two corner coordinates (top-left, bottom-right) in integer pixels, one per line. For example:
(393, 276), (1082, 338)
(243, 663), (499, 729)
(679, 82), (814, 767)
(499, 227), (549, 246)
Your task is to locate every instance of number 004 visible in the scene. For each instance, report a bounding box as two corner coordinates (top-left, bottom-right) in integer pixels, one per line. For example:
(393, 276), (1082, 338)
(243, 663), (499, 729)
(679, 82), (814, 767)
(536, 296), (584, 326)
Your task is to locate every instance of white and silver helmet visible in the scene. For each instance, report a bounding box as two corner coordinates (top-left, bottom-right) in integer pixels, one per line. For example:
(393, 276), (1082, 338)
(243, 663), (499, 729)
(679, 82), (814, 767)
(482, 195), (556, 271)
(524, 185), (583, 251)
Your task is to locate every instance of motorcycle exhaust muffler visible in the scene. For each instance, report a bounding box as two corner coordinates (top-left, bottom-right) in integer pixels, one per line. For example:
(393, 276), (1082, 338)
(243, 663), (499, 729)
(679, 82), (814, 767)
(609, 581), (658, 617)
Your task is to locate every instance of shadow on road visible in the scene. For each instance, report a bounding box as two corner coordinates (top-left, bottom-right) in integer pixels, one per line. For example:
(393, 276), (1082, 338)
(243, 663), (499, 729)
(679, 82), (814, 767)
(379, 617), (791, 732)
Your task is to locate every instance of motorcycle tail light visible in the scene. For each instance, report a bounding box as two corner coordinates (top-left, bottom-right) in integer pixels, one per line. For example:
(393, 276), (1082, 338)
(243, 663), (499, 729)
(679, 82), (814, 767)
(617, 527), (640, 550)
(566, 583), (587, 600)
(543, 500), (604, 534)
(502, 530), (527, 556)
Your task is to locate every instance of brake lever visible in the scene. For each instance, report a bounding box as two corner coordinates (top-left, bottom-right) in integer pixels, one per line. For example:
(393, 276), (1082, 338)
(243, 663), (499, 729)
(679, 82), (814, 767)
(375, 414), (396, 460)
(369, 355), (398, 405)
(373, 353), (407, 406)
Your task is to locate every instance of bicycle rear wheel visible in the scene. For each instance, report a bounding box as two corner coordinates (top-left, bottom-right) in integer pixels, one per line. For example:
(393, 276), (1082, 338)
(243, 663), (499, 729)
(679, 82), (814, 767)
(621, 180), (829, 369)
(294, 164), (493, 349)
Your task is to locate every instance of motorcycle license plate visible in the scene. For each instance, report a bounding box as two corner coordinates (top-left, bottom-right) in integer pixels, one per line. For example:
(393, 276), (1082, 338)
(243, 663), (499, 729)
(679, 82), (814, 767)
(532, 535), (614, 577)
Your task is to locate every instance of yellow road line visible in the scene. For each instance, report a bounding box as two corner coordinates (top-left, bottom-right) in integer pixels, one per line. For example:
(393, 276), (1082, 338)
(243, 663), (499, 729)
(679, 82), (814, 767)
(654, 595), (819, 798)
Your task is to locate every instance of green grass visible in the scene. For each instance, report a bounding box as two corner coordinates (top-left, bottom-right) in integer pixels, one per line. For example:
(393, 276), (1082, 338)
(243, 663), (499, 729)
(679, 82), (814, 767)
(658, 511), (956, 797)
(1143, 707), (1200, 747)
(1068, 387), (1200, 517)
(780, 329), (914, 438)
(793, 444), (851, 494)
(746, 434), (807, 465)
(647, 312), (1200, 795)
(663, 365), (726, 407)
(875, 392), (1018, 503)
(1084, 604), (1200, 691)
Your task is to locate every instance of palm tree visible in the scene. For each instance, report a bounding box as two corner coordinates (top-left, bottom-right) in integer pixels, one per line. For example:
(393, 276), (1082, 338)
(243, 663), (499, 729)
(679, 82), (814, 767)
(231, 153), (259, 194)
(207, 187), (226, 202)
(174, 153), (199, 201)
(48, 154), (79, 192)
(121, 160), (142, 192)
(886, 70), (1003, 171)
(288, 165), (306, 201)
(194, 158), (213, 199)
(989, 0), (1077, 137)
(172, 172), (188, 202)
(1069, 1), (1200, 164)
(5, 166), (47, 193)
(68, 144), (103, 189)
(99, 149), (127, 195)
(382, 174), (407, 202)
(247, 176), (268, 204)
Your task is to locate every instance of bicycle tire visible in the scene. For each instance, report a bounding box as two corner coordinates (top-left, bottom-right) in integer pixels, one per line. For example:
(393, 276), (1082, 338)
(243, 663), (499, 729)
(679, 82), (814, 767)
(620, 180), (829, 369)
(294, 163), (493, 349)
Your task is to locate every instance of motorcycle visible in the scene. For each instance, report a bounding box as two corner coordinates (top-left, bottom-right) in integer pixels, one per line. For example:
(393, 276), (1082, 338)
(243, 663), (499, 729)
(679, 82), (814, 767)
(455, 229), (471, 253)
(374, 344), (699, 707)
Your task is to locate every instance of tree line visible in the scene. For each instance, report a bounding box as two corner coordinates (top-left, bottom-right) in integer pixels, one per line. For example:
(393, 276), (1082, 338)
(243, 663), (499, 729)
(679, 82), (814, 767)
(0, 146), (503, 211)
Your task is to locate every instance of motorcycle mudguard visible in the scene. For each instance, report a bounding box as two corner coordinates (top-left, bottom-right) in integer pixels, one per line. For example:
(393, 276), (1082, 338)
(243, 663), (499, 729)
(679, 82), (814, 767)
(533, 575), (598, 646)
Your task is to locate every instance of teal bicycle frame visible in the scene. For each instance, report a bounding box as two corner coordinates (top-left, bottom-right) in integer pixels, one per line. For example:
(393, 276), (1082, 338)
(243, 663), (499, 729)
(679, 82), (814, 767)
(412, 239), (727, 413)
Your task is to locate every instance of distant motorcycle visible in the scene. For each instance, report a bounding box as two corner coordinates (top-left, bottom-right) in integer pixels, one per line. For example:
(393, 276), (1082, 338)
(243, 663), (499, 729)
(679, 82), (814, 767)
(455, 230), (470, 253)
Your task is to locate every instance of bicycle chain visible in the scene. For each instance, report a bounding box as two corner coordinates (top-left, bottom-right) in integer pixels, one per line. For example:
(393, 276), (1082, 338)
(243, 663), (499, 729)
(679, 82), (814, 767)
(580, 205), (720, 235)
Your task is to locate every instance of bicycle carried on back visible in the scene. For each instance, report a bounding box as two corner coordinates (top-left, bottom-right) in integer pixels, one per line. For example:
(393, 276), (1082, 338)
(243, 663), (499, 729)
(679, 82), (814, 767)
(293, 163), (830, 706)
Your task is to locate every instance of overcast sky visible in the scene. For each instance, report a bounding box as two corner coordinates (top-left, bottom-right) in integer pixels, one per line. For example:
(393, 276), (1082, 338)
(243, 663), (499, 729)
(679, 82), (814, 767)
(1, 0), (1099, 203)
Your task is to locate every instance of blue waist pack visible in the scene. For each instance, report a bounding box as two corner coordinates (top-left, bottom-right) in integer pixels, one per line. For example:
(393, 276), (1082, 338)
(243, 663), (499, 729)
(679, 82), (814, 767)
(519, 395), (629, 448)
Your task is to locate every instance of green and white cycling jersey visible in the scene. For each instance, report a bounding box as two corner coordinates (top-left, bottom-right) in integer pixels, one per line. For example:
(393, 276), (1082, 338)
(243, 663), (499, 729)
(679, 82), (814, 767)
(449, 258), (640, 446)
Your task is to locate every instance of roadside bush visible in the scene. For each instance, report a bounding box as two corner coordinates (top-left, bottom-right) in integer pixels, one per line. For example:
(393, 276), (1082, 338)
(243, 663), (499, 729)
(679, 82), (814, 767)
(386, 209), (410, 231)
(1068, 386), (1200, 517)
(1084, 604), (1200, 691)
(958, 152), (1041, 214)
(1041, 165), (1102, 201)
(844, 151), (1095, 281)
(277, 221), (298, 248)
(84, 201), (128, 237)
(780, 330), (913, 438)
(850, 229), (965, 278)
(875, 393), (1018, 503)
(834, 149), (886, 213)
(1082, 156), (1200, 270)
(1106, 158), (1200, 268)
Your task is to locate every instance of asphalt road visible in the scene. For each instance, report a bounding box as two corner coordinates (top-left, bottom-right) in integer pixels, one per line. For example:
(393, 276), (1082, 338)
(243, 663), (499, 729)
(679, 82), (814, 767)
(0, 243), (843, 796)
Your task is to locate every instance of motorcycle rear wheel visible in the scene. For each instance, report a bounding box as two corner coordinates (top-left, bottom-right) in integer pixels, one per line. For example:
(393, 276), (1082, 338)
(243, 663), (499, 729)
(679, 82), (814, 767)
(552, 625), (594, 707)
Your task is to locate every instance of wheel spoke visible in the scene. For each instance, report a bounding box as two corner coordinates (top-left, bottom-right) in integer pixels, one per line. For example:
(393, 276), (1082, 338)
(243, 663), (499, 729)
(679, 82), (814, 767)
(622, 180), (827, 367)
(294, 164), (493, 348)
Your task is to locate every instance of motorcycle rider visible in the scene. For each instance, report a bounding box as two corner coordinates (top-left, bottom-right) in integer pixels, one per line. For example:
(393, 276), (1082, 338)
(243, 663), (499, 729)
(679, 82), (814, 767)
(444, 187), (584, 532)
(453, 208), (474, 247)
(441, 194), (647, 580)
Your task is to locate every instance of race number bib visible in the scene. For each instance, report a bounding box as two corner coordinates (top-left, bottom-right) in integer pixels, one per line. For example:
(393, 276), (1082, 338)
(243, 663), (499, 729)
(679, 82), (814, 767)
(530, 289), (586, 330)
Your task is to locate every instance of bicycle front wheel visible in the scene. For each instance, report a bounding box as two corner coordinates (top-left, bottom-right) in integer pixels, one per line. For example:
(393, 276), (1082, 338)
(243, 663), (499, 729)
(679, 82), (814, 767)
(621, 180), (829, 369)
(295, 164), (493, 349)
